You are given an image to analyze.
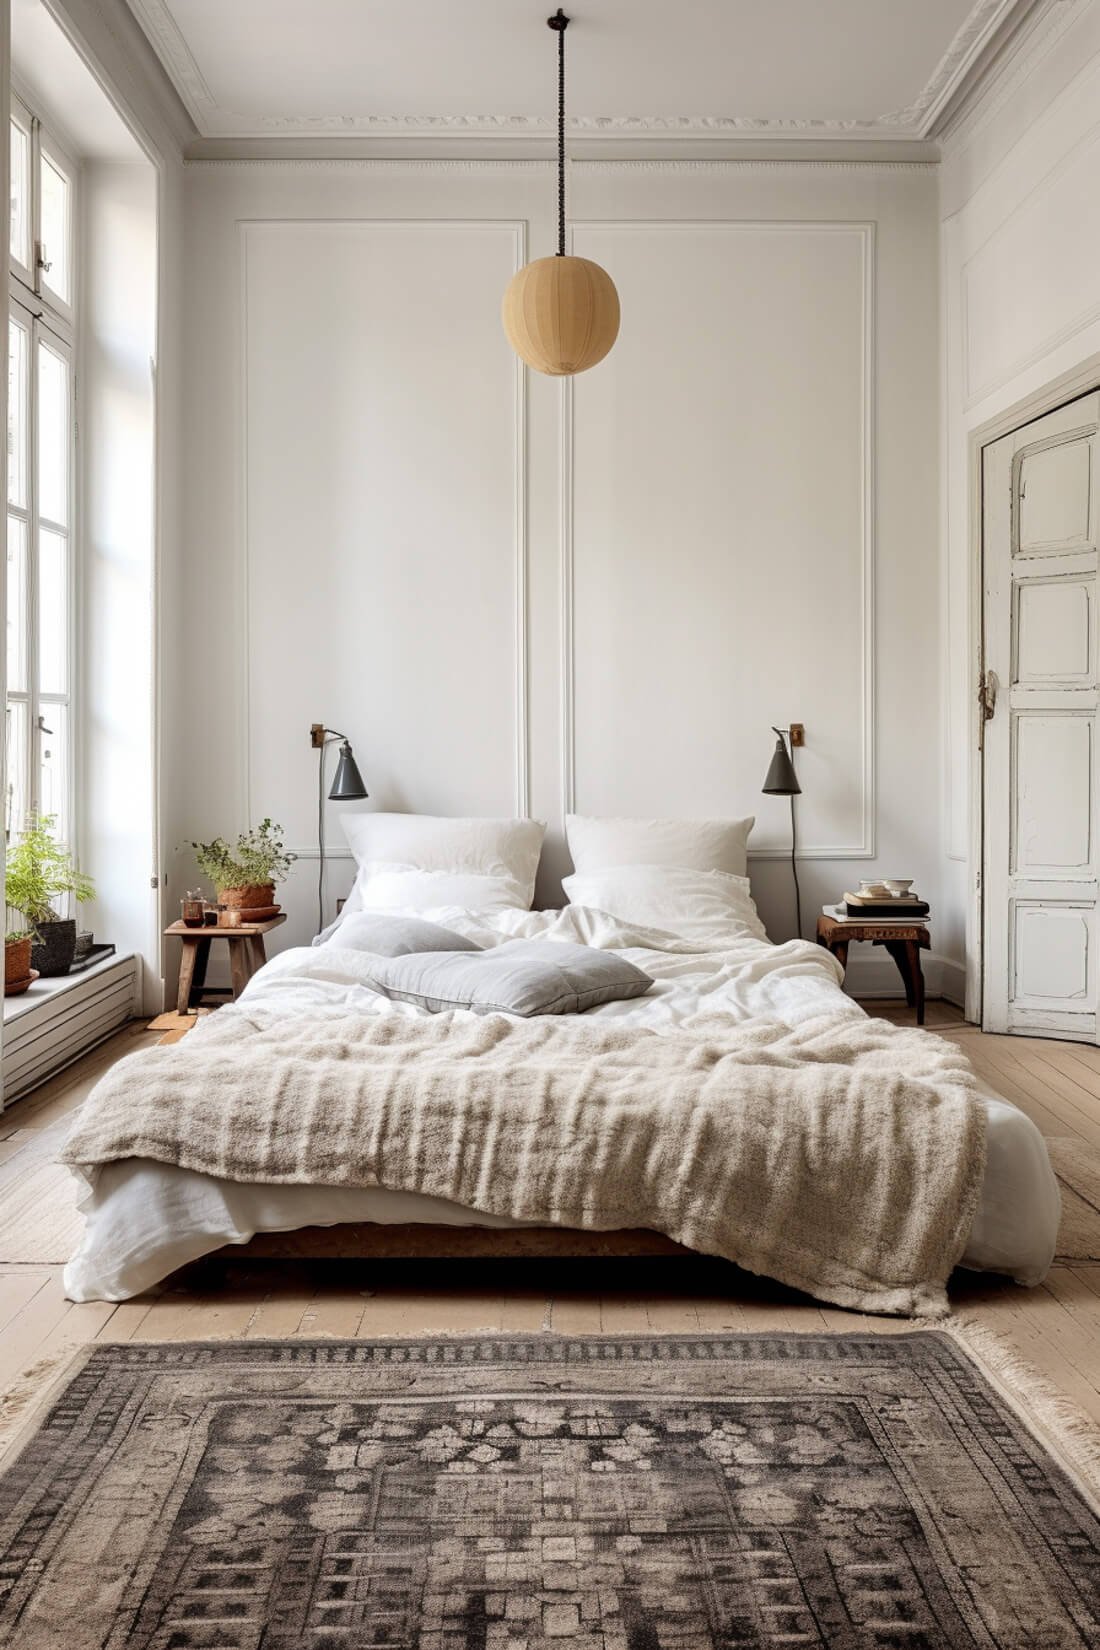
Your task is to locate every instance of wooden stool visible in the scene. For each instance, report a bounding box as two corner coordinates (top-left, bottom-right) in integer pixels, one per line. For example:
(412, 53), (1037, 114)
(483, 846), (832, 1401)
(816, 914), (930, 1025)
(166, 914), (287, 1014)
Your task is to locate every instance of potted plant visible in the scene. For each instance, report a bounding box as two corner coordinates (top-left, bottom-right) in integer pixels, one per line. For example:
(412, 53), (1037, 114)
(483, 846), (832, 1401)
(6, 815), (95, 980)
(190, 819), (294, 915)
(5, 927), (33, 993)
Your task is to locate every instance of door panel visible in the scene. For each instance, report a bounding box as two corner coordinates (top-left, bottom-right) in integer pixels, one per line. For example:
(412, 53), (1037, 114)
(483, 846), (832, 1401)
(1013, 904), (1091, 1005)
(1012, 714), (1092, 873)
(1014, 578), (1094, 683)
(984, 390), (1100, 1039)
(1016, 434), (1094, 553)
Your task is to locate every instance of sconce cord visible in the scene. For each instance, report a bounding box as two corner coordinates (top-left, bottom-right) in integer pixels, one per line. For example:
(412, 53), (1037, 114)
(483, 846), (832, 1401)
(790, 793), (802, 940)
(316, 728), (346, 935)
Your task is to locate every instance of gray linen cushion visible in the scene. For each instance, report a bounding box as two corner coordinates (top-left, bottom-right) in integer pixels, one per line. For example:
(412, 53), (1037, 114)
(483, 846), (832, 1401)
(361, 939), (653, 1016)
(313, 911), (481, 956)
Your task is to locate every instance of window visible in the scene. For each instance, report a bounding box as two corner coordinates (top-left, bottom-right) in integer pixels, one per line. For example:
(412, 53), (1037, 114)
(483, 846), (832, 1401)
(6, 98), (76, 844)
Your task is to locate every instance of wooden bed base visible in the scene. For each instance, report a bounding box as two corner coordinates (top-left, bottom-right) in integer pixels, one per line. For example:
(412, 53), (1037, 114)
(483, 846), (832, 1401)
(236, 1223), (693, 1261)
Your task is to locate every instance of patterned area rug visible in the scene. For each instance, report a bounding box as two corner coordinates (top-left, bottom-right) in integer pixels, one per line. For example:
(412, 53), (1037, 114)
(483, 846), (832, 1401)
(0, 1334), (1098, 1647)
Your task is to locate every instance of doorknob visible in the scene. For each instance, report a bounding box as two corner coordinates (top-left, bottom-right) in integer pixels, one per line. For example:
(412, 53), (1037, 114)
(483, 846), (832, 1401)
(978, 669), (998, 752)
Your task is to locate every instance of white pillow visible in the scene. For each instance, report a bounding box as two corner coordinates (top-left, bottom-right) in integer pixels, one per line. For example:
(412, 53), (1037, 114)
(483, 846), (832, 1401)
(565, 815), (754, 878)
(357, 868), (529, 914)
(341, 813), (546, 910)
(562, 865), (767, 944)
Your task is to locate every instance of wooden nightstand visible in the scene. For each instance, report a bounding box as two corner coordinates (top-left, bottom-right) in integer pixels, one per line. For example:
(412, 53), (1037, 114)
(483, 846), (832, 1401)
(165, 914), (287, 1014)
(816, 913), (930, 1025)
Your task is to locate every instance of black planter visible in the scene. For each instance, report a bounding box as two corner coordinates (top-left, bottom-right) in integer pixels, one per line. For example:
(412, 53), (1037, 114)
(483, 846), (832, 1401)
(31, 918), (77, 977)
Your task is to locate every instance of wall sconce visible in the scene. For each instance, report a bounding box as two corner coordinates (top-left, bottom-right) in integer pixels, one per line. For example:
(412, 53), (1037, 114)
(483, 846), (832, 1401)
(762, 724), (803, 939)
(310, 724), (368, 932)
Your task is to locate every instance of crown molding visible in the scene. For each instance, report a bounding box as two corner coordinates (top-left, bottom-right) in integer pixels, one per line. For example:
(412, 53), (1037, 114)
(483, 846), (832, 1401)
(939, 0), (1088, 150)
(183, 156), (940, 175)
(123, 0), (1041, 160)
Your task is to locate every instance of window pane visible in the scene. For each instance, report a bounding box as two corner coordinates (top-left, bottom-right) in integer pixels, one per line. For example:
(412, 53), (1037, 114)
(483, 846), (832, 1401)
(38, 528), (67, 695)
(7, 517), (26, 694)
(38, 700), (67, 843)
(8, 316), (27, 509)
(37, 341), (68, 527)
(9, 120), (29, 267)
(39, 151), (70, 305)
(5, 698), (27, 841)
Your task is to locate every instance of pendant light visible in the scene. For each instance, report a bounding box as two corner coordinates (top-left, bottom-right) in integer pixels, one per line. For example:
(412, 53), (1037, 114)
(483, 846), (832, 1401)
(502, 10), (620, 376)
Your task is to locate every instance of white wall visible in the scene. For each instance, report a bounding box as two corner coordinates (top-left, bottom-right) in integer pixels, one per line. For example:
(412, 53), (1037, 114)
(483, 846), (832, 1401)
(80, 160), (158, 999)
(940, 0), (1100, 1007)
(172, 158), (943, 997)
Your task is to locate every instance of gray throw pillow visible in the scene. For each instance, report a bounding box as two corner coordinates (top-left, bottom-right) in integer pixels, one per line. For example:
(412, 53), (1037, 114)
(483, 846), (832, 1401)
(361, 939), (653, 1016)
(314, 911), (481, 957)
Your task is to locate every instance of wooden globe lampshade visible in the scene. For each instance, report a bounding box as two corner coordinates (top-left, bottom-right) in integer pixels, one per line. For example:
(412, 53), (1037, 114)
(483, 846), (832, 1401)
(502, 254), (619, 376)
(502, 11), (620, 378)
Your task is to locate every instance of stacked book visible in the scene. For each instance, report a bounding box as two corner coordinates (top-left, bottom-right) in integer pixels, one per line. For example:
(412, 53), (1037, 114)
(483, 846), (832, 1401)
(823, 891), (930, 926)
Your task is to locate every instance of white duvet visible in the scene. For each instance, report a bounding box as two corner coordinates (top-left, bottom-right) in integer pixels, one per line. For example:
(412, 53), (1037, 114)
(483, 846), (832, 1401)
(63, 905), (1060, 1302)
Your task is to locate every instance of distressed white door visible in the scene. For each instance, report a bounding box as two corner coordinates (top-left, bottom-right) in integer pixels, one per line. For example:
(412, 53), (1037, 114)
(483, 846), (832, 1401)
(983, 391), (1100, 1039)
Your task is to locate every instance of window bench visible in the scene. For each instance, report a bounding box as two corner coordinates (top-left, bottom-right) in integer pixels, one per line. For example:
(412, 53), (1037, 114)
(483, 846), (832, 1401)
(2, 950), (139, 1107)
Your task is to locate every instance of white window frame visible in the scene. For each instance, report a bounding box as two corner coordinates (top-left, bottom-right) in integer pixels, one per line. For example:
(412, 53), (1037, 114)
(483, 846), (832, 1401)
(7, 99), (77, 846)
(9, 96), (33, 292)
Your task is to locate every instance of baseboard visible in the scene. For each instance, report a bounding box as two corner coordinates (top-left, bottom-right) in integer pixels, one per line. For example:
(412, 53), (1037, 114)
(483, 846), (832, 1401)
(938, 957), (966, 1008)
(841, 949), (965, 1006)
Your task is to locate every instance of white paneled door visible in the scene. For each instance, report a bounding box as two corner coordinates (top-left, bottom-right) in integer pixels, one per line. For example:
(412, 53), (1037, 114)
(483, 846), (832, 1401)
(983, 391), (1100, 1039)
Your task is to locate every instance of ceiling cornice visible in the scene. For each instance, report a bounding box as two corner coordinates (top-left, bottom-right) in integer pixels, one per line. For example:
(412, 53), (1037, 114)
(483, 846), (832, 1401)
(123, 0), (1043, 160)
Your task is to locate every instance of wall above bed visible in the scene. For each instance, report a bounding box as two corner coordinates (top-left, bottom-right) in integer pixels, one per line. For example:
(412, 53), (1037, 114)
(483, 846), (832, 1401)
(170, 157), (945, 998)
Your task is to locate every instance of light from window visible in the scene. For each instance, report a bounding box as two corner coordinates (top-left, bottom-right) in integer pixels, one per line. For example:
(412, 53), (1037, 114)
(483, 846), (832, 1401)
(37, 340), (69, 527)
(39, 151), (70, 306)
(5, 701), (28, 839)
(9, 118), (29, 268)
(38, 529), (68, 696)
(8, 317), (27, 509)
(7, 518), (26, 694)
(39, 703), (68, 842)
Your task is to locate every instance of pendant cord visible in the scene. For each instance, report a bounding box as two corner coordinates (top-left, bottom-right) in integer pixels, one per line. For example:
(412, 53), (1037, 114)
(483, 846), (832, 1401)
(550, 9), (568, 256)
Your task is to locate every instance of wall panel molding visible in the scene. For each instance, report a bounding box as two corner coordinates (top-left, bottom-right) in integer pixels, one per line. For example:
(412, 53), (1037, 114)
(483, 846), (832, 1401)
(559, 219), (876, 860)
(240, 217), (529, 850)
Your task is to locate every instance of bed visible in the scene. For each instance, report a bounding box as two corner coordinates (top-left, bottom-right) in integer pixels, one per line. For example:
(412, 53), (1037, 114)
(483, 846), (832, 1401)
(62, 896), (1060, 1310)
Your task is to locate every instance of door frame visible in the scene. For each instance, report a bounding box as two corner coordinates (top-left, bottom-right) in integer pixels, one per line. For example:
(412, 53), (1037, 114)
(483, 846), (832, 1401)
(967, 348), (1100, 1024)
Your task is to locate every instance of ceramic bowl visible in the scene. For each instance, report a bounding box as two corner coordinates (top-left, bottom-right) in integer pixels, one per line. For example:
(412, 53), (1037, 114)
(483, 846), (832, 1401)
(858, 880), (890, 897)
(884, 879), (914, 896)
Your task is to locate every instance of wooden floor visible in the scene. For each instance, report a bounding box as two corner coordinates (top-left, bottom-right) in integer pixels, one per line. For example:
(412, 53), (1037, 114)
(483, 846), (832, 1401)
(3, 999), (1100, 1463)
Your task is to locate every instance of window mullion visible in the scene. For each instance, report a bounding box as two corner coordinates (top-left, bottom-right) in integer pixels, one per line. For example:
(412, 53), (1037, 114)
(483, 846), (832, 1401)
(27, 313), (40, 823)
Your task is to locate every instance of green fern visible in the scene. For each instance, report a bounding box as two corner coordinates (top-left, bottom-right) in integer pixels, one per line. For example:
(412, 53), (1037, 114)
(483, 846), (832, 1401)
(5, 814), (95, 933)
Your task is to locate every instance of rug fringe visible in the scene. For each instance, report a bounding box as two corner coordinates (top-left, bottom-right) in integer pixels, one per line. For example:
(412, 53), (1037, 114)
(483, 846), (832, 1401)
(930, 1314), (1100, 1508)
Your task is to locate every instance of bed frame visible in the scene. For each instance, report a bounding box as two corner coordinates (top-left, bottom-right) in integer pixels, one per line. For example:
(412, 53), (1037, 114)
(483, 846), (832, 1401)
(237, 1225), (691, 1261)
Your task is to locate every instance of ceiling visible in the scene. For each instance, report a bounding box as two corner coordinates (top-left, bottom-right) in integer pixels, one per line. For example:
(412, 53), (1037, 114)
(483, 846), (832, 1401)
(124, 0), (1036, 152)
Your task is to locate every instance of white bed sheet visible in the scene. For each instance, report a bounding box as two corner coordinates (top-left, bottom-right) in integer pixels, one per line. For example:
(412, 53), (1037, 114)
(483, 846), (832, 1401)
(63, 904), (1061, 1302)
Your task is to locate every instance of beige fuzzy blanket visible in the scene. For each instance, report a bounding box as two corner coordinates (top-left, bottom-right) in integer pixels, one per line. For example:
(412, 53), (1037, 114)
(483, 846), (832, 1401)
(62, 1006), (986, 1317)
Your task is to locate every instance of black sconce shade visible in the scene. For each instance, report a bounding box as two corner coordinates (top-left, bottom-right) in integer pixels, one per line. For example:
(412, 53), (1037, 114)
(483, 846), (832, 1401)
(329, 742), (368, 802)
(762, 731), (801, 796)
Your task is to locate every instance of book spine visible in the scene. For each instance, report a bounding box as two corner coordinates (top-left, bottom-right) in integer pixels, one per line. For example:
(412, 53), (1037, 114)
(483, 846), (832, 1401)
(843, 902), (929, 919)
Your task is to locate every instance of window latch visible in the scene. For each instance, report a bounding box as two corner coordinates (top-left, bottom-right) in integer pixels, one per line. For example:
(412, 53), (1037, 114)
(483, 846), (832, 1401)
(36, 715), (53, 736)
(35, 239), (51, 273)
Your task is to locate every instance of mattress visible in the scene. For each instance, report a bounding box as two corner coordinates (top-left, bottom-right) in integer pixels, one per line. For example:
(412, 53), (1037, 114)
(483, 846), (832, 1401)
(62, 903), (1061, 1302)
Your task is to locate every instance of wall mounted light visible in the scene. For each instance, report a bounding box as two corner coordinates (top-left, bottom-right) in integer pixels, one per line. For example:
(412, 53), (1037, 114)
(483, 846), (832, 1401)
(310, 724), (368, 932)
(762, 725), (803, 939)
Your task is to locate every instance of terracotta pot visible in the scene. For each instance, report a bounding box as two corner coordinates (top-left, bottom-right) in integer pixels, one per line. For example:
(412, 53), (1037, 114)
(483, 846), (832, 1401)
(31, 917), (77, 977)
(5, 935), (32, 989)
(219, 883), (275, 910)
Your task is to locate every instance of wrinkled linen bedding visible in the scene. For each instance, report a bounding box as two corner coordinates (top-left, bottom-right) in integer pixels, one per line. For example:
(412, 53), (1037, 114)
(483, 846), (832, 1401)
(62, 906), (1060, 1310)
